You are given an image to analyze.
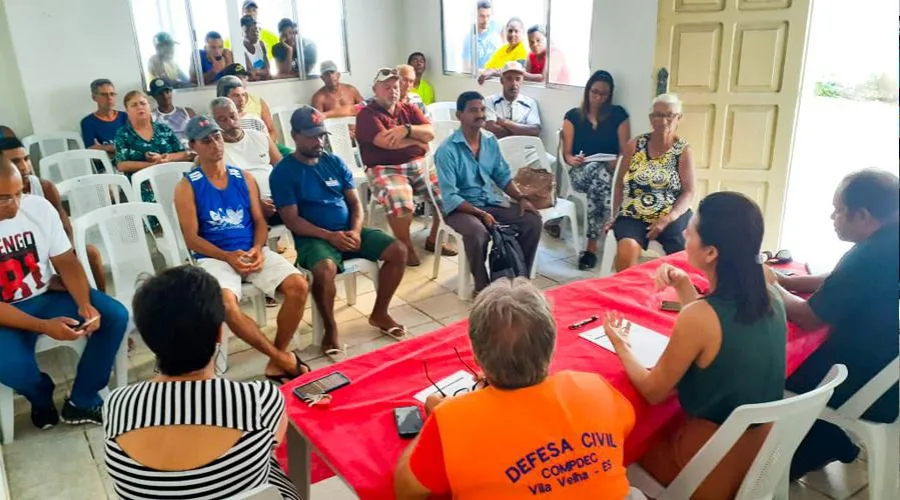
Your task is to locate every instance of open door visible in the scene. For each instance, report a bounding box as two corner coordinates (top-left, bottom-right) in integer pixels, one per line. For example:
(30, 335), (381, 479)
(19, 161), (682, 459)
(654, 0), (813, 248)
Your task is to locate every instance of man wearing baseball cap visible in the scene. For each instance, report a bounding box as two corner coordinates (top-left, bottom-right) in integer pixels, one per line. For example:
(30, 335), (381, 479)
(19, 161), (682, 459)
(147, 32), (188, 87)
(270, 106), (409, 357)
(149, 78), (196, 144)
(483, 61), (542, 139)
(356, 68), (457, 266)
(311, 60), (364, 118)
(173, 115), (312, 383)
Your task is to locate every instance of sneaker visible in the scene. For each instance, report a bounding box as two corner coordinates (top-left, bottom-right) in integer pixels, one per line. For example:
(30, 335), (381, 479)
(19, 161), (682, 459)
(60, 398), (102, 425)
(30, 405), (59, 430)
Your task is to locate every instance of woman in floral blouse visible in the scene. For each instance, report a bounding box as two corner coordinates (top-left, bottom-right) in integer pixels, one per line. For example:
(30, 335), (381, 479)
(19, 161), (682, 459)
(115, 90), (192, 202)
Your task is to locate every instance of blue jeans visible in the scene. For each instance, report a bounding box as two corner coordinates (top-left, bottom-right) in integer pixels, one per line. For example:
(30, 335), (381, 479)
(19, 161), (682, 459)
(0, 290), (128, 409)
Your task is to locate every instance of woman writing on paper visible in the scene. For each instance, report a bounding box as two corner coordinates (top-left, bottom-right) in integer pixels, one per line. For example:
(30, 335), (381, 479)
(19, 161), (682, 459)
(610, 93), (695, 271)
(603, 192), (786, 499)
(557, 70), (630, 270)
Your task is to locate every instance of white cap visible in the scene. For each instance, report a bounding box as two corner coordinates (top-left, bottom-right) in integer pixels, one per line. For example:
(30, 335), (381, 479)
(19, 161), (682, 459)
(501, 61), (526, 76)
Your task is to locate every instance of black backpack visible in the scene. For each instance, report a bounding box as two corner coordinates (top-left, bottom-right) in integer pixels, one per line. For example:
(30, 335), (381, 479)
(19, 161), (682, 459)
(489, 224), (528, 282)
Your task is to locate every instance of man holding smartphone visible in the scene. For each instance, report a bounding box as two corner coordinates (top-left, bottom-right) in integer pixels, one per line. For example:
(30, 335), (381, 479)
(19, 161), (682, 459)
(0, 159), (128, 429)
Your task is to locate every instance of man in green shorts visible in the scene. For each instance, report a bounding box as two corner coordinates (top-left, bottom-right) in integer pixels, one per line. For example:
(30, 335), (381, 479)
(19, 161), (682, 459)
(270, 106), (409, 358)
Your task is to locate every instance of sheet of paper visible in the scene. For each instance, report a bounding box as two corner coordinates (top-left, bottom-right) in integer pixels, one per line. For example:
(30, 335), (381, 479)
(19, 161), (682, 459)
(582, 153), (618, 163)
(579, 323), (670, 368)
(414, 370), (475, 403)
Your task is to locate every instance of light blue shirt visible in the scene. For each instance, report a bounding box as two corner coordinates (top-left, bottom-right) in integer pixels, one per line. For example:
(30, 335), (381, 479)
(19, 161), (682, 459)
(462, 21), (503, 70)
(435, 128), (511, 215)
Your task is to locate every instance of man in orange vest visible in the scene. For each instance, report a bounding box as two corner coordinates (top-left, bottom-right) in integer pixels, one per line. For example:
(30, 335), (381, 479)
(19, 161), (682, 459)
(394, 278), (642, 499)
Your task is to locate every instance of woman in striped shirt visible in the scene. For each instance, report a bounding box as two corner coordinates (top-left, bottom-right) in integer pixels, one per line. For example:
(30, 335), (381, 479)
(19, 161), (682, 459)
(103, 265), (300, 500)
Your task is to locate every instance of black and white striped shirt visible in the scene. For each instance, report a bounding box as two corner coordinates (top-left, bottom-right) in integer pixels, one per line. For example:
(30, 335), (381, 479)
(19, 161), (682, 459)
(103, 378), (300, 500)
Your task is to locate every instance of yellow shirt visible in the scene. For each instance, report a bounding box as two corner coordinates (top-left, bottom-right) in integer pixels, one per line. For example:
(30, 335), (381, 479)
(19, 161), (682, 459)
(410, 79), (435, 105)
(484, 43), (528, 70)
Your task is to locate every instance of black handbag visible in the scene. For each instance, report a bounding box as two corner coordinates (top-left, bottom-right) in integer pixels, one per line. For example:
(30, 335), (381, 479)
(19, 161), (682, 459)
(489, 224), (528, 282)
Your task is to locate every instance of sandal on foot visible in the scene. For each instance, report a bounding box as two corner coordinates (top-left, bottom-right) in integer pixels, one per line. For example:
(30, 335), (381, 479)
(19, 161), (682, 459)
(323, 344), (349, 363)
(578, 252), (597, 270)
(380, 325), (408, 340)
(424, 240), (458, 257)
(264, 349), (311, 385)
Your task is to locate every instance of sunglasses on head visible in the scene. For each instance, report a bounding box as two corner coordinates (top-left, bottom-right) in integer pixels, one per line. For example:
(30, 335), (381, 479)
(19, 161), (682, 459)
(378, 68), (398, 77)
(763, 249), (792, 265)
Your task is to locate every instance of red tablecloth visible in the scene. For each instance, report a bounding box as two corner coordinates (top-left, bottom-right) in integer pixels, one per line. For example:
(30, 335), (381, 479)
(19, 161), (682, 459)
(277, 253), (828, 500)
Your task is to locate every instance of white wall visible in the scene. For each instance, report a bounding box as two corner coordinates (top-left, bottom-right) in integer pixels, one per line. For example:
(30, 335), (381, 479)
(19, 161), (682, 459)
(0, 0), (403, 135)
(399, 0), (659, 149)
(0, 0), (32, 136)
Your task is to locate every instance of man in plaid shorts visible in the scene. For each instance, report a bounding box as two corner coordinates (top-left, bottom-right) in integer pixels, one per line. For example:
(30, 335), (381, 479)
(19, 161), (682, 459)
(356, 68), (457, 266)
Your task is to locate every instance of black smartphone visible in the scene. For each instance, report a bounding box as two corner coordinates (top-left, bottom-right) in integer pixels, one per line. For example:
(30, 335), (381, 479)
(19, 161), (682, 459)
(394, 406), (424, 438)
(660, 300), (681, 312)
(292, 371), (350, 402)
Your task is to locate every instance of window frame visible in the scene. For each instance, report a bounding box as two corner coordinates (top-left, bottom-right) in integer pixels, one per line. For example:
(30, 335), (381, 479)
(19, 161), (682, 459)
(126, 0), (352, 92)
(438, 0), (589, 90)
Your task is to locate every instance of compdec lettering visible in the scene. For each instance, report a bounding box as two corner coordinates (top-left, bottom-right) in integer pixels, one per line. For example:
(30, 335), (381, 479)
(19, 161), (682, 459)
(504, 431), (619, 485)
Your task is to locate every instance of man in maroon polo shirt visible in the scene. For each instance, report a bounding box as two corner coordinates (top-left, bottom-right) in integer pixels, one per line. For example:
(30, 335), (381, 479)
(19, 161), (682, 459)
(355, 68), (456, 266)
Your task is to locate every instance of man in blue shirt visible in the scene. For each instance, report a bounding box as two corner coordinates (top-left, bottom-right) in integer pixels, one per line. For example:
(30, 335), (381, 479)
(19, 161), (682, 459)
(434, 91), (540, 293)
(173, 115), (311, 383)
(461, 1), (503, 72)
(271, 106), (409, 358)
(80, 79), (127, 161)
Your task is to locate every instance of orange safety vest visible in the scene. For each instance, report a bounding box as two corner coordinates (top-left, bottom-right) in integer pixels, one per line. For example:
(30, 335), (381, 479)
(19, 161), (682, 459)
(433, 371), (635, 499)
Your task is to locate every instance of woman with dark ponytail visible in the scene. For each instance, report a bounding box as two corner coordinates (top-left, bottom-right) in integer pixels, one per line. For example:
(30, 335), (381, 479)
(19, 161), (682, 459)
(603, 191), (787, 498)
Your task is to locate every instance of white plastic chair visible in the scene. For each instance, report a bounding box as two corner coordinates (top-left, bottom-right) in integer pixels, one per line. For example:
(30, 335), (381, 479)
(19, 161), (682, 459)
(130, 161), (196, 262)
(787, 344), (899, 500)
(628, 365), (848, 500)
(231, 484), (283, 500)
(498, 135), (581, 277)
(270, 104), (303, 146)
(22, 132), (85, 170)
(56, 174), (133, 219)
(324, 117), (369, 206)
(38, 149), (112, 185)
(555, 128), (588, 226)
(426, 102), (458, 122)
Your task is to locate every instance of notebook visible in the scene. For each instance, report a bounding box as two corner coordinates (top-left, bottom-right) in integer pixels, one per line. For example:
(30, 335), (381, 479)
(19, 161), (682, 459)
(579, 322), (670, 368)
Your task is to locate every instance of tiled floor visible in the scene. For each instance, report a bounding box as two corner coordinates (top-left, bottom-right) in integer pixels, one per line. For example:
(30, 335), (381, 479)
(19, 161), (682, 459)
(0, 220), (888, 499)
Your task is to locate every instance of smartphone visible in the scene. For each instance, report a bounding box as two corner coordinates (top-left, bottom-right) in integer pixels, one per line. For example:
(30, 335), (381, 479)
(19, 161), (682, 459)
(772, 268), (795, 277)
(75, 316), (100, 332)
(292, 371), (350, 402)
(394, 406), (424, 438)
(660, 300), (681, 312)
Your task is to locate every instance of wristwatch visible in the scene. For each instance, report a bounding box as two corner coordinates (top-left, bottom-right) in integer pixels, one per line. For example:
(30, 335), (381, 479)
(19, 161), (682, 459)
(404, 123), (412, 138)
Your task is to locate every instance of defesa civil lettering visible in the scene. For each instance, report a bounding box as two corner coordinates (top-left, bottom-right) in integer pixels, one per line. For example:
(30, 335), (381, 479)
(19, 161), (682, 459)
(504, 439), (574, 484)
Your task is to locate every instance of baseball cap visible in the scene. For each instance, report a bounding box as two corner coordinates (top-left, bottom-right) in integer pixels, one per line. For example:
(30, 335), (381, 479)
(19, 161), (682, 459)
(240, 14), (257, 28)
(222, 63), (249, 77)
(147, 78), (172, 97)
(373, 67), (399, 84)
(242, 0), (258, 10)
(320, 60), (338, 75)
(184, 115), (222, 142)
(500, 61), (525, 76)
(290, 106), (330, 137)
(277, 18), (296, 33)
(216, 75), (244, 97)
(153, 32), (178, 46)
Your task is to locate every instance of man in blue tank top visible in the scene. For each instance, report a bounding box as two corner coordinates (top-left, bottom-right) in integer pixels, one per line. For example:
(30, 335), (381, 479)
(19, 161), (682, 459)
(174, 115), (311, 383)
(271, 106), (409, 359)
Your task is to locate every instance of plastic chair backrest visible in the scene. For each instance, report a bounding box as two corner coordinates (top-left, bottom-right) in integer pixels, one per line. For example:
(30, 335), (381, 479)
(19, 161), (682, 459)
(22, 132), (85, 169)
(271, 104), (302, 145)
(426, 102), (458, 122)
(662, 365), (848, 500)
(836, 335), (899, 419)
(38, 149), (111, 184)
(497, 135), (551, 176)
(56, 174), (133, 219)
(130, 161), (195, 261)
(431, 120), (459, 150)
(324, 117), (359, 170)
(230, 485), (283, 500)
(71, 203), (181, 307)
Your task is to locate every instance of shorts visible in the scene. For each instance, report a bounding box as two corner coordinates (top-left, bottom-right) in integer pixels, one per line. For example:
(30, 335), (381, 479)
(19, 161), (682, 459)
(196, 247), (302, 300)
(367, 160), (442, 217)
(296, 228), (395, 272)
(612, 210), (692, 255)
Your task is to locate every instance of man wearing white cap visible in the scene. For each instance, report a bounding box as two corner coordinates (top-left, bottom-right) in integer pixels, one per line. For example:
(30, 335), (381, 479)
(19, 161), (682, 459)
(311, 60), (364, 118)
(484, 61), (542, 139)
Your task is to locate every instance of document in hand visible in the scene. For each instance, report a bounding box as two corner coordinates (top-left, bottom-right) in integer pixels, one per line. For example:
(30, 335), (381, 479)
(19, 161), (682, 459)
(582, 153), (618, 163)
(579, 323), (670, 368)
(414, 370), (476, 402)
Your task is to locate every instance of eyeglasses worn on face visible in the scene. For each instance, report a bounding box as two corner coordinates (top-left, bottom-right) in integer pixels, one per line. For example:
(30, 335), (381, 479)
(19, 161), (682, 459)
(590, 89), (610, 97)
(0, 193), (23, 205)
(650, 112), (680, 120)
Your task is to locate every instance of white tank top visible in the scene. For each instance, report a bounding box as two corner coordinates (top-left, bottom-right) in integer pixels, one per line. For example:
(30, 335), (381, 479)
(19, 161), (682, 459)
(223, 129), (273, 197)
(28, 175), (44, 197)
(246, 41), (266, 70)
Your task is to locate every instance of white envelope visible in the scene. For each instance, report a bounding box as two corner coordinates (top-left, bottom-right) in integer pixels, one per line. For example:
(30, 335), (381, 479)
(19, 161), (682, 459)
(414, 370), (476, 403)
(579, 323), (669, 368)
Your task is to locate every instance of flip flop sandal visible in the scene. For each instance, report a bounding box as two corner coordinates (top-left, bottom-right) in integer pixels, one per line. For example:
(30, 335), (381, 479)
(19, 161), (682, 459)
(264, 349), (312, 386)
(323, 344), (349, 363)
(424, 240), (459, 257)
(265, 297), (279, 308)
(380, 325), (408, 341)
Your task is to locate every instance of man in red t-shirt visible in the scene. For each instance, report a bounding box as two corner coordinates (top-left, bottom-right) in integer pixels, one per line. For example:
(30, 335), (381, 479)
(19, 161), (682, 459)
(355, 68), (456, 266)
